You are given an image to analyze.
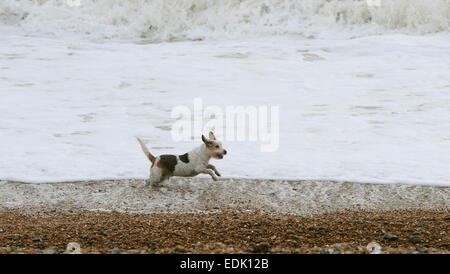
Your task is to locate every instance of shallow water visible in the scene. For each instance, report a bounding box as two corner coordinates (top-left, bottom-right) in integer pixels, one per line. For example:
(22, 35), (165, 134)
(1, 1), (450, 185)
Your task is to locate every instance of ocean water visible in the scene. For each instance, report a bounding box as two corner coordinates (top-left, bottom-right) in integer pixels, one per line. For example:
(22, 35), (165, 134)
(1, 0), (449, 39)
(0, 0), (449, 185)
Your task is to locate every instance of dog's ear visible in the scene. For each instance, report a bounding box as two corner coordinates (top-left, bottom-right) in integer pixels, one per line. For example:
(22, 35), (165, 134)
(202, 134), (213, 146)
(208, 131), (216, 140)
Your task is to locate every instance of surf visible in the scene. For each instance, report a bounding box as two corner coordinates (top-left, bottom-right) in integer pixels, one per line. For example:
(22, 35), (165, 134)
(1, 0), (449, 41)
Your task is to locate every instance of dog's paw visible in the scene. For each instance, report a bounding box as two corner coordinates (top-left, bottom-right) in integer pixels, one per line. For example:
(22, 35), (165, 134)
(212, 176), (219, 181)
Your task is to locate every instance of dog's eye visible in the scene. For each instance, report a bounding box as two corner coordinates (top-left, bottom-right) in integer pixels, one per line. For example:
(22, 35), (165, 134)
(216, 145), (219, 148)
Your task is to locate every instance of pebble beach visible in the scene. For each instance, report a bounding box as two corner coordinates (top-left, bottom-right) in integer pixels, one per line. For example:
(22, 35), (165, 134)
(0, 178), (448, 254)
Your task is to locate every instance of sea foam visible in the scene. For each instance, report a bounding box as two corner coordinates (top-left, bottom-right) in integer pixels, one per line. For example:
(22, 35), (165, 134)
(1, 0), (449, 41)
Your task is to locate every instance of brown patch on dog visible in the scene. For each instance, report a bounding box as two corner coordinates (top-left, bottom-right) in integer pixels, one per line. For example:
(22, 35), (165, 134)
(156, 161), (170, 176)
(205, 141), (218, 152)
(202, 135), (214, 147)
(202, 136), (215, 149)
(148, 154), (156, 164)
(136, 137), (156, 164)
(157, 155), (177, 173)
(156, 160), (173, 179)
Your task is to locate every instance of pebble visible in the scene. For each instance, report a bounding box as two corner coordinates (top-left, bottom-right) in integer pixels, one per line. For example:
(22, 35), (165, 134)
(367, 242), (382, 254)
(319, 249), (329, 254)
(409, 235), (422, 244)
(1, 208), (448, 254)
(110, 248), (121, 254)
(252, 242), (270, 253)
(43, 248), (58, 254)
(65, 242), (82, 254)
(418, 247), (428, 253)
(175, 245), (186, 253)
(384, 233), (398, 241)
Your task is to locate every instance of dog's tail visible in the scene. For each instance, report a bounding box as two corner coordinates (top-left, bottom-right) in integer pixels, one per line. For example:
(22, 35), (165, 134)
(136, 137), (156, 164)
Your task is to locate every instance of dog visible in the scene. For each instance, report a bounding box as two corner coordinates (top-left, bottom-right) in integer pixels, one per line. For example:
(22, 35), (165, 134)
(137, 132), (227, 187)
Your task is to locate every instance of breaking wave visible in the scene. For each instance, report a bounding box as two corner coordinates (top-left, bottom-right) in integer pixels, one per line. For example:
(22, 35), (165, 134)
(1, 0), (449, 40)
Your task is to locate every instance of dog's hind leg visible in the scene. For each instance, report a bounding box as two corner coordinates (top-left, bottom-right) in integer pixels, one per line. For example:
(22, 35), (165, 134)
(147, 167), (164, 187)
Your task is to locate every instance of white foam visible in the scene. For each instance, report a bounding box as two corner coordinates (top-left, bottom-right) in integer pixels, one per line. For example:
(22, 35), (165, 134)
(1, 1), (450, 185)
(1, 0), (449, 41)
(1, 30), (450, 185)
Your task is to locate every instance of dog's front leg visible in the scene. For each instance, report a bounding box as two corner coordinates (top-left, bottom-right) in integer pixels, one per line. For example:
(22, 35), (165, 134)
(207, 164), (221, 177)
(198, 169), (218, 181)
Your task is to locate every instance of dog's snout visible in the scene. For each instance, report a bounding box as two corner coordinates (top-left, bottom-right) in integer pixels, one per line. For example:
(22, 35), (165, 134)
(223, 150), (227, 155)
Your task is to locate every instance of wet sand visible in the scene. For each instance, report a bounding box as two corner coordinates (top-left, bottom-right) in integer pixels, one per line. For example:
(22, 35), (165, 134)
(1, 178), (449, 215)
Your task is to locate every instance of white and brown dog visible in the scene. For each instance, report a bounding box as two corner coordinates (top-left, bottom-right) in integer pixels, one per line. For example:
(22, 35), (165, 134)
(137, 132), (227, 187)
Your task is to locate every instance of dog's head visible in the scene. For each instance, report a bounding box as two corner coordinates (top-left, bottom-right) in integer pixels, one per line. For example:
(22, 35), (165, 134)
(202, 132), (227, 159)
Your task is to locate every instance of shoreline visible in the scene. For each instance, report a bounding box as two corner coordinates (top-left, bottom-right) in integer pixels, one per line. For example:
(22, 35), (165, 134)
(1, 178), (449, 215)
(1, 178), (448, 254)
